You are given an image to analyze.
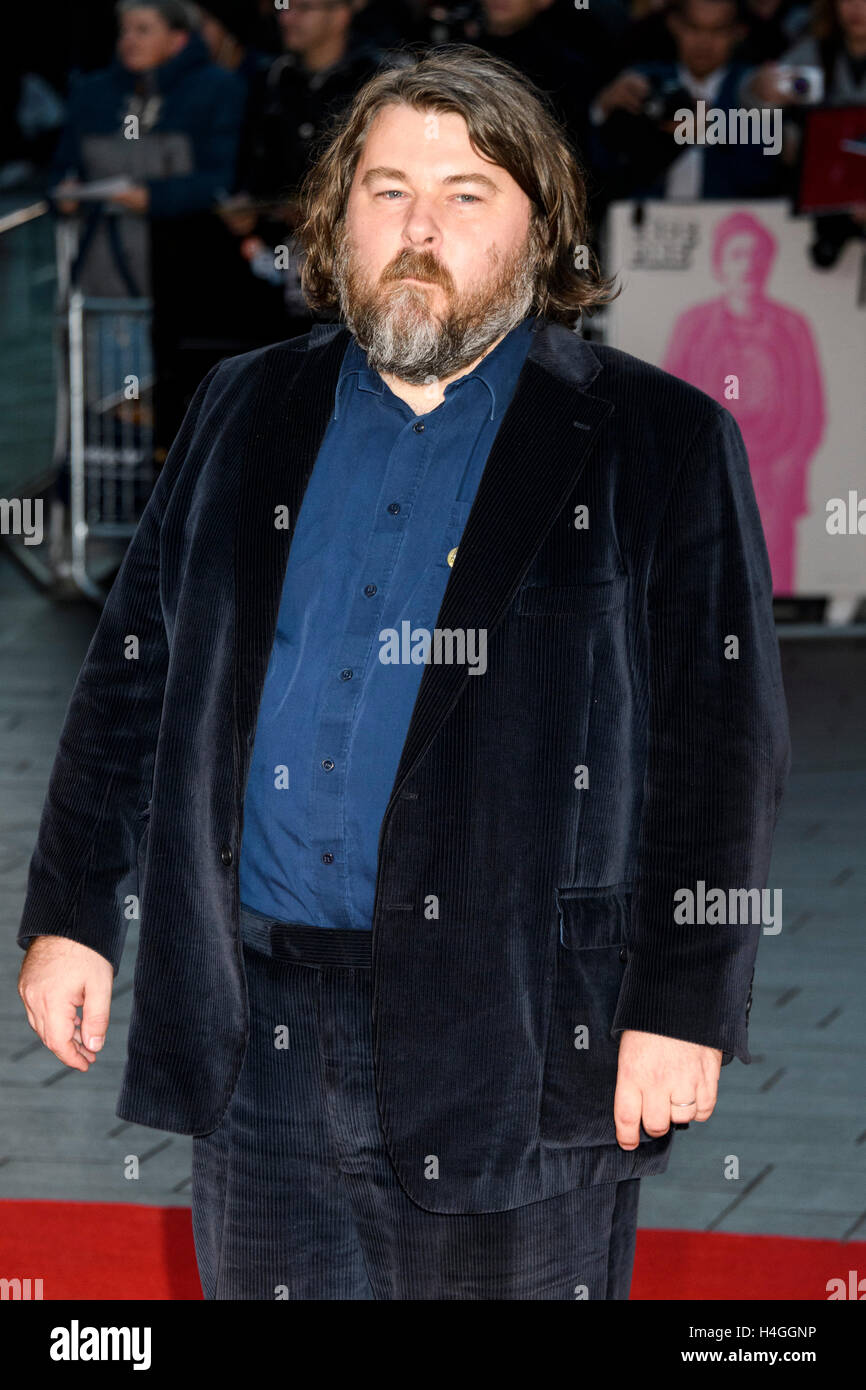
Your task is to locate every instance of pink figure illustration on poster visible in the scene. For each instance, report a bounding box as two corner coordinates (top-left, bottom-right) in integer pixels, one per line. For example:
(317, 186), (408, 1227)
(661, 211), (826, 595)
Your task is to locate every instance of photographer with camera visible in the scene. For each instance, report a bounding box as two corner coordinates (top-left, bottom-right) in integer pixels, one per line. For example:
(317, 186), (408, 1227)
(742, 0), (866, 262)
(588, 0), (786, 202)
(747, 0), (866, 105)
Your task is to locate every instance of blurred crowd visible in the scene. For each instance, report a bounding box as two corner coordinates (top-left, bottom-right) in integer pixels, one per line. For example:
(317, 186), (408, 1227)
(3, 0), (865, 450)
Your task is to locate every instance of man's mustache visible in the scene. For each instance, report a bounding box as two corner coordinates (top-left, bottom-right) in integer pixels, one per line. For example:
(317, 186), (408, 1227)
(381, 257), (451, 291)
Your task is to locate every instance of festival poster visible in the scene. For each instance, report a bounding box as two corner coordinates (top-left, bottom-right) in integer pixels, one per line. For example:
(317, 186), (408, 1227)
(605, 200), (865, 599)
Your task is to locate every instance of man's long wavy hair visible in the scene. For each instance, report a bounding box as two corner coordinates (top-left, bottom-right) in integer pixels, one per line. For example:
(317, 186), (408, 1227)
(296, 45), (618, 327)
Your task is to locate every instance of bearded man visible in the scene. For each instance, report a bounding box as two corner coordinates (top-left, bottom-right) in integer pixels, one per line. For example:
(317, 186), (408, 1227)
(17, 45), (790, 1301)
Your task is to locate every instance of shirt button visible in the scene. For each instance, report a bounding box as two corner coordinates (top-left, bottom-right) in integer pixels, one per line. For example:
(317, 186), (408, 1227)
(322, 758), (335, 771)
(340, 668), (353, 680)
(322, 851), (334, 864)
(619, 946), (628, 963)
(387, 501), (400, 514)
(298, 121), (315, 139)
(413, 421), (425, 433)
(220, 845), (233, 866)
(364, 584), (377, 596)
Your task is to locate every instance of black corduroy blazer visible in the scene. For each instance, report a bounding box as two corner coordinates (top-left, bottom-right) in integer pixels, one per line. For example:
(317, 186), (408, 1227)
(17, 317), (791, 1213)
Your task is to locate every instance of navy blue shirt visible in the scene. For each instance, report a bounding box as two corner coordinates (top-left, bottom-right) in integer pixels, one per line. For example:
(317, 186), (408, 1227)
(238, 315), (537, 929)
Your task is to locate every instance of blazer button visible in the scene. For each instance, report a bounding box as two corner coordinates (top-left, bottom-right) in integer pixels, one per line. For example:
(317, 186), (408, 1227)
(619, 946), (628, 963)
(220, 845), (233, 866)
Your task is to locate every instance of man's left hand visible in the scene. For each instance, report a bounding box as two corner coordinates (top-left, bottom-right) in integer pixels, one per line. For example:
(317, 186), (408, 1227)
(614, 1030), (723, 1149)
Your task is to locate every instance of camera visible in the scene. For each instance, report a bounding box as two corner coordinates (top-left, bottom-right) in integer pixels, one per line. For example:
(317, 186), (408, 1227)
(642, 78), (696, 125)
(775, 65), (825, 104)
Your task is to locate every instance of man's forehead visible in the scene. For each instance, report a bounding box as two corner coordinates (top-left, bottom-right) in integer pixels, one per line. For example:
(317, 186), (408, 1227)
(362, 104), (474, 145)
(356, 106), (506, 178)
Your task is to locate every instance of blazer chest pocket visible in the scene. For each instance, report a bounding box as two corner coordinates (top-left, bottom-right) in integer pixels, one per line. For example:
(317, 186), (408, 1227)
(540, 885), (632, 1149)
(515, 572), (627, 618)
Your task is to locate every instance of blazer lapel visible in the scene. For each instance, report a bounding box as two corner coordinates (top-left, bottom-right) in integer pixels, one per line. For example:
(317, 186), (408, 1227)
(386, 323), (614, 808)
(232, 318), (614, 813)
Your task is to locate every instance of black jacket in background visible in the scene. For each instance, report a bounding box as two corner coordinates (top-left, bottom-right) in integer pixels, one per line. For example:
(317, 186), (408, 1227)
(240, 43), (387, 201)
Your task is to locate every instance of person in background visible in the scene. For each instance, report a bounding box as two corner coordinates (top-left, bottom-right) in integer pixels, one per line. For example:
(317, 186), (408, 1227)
(743, 0), (866, 257)
(734, 0), (810, 64)
(192, 0), (273, 87)
(748, 0), (866, 102)
(165, 2), (306, 374)
(585, 0), (809, 84)
(227, 0), (394, 338)
(543, 0), (633, 74)
(463, 0), (595, 157)
(599, 0), (679, 83)
(589, 0), (785, 203)
(240, 0), (391, 203)
(53, 0), (244, 293)
(51, 0), (245, 455)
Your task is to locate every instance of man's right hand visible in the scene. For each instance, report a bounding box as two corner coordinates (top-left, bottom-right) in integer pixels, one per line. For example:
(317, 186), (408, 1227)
(17, 936), (114, 1072)
(54, 179), (81, 215)
(744, 62), (799, 107)
(595, 71), (652, 119)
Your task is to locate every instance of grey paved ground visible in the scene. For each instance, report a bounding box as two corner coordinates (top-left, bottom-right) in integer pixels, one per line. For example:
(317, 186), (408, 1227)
(1, 548), (864, 1237)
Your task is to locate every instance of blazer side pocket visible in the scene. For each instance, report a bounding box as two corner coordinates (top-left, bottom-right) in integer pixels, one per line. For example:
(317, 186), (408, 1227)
(540, 885), (633, 1148)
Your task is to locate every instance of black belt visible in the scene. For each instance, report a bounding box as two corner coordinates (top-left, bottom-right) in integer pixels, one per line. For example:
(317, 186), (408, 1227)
(239, 903), (372, 968)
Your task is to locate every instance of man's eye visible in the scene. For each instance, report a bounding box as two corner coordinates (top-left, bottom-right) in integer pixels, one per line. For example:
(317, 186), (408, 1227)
(374, 191), (481, 203)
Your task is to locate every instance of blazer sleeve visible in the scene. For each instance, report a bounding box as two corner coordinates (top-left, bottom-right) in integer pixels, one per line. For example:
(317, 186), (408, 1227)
(611, 404), (792, 1063)
(15, 362), (223, 975)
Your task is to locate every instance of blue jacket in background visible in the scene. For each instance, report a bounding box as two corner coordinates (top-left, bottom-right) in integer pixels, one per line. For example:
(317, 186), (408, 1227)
(52, 32), (245, 218)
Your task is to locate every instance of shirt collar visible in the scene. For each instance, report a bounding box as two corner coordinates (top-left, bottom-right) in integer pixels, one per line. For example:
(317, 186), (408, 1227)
(677, 62), (728, 101)
(333, 314), (538, 423)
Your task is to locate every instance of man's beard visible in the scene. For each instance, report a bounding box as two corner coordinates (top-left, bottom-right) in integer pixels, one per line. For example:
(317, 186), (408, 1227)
(331, 219), (542, 384)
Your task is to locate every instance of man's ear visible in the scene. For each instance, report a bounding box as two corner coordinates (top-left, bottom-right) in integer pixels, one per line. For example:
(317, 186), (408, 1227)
(168, 31), (189, 59)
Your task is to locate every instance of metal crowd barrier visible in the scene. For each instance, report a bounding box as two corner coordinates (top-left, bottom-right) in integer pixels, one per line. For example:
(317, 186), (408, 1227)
(55, 217), (155, 602)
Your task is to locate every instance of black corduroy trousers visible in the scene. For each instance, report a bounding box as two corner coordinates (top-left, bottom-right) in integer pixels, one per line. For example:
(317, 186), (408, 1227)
(190, 905), (642, 1300)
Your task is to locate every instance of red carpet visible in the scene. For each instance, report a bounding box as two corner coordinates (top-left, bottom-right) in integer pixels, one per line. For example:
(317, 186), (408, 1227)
(0, 1199), (861, 1300)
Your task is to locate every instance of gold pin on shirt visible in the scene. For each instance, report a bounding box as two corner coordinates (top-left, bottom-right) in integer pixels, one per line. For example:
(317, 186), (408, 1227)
(447, 546), (458, 568)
